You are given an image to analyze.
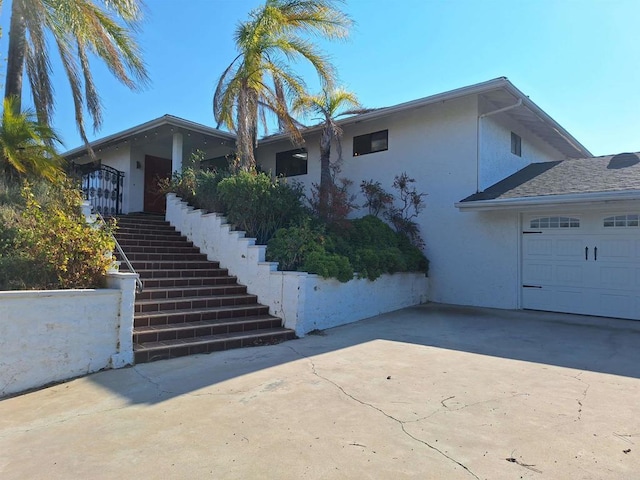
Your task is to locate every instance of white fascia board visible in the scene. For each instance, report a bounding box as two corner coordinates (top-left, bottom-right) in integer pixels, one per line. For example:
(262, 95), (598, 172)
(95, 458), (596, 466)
(63, 115), (235, 158)
(455, 190), (640, 211)
(501, 83), (592, 158)
(258, 77), (513, 146)
(258, 77), (591, 159)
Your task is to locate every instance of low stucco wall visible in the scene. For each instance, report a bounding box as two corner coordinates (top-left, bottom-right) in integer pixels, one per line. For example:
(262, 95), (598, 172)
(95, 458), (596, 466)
(165, 194), (428, 336)
(0, 272), (137, 398)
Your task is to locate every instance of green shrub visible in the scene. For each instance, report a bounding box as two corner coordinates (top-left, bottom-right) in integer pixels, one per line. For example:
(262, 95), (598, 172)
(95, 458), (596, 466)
(266, 222), (354, 283)
(267, 213), (428, 282)
(217, 171), (306, 244)
(159, 166), (231, 213)
(347, 215), (399, 250)
(266, 222), (325, 271)
(302, 251), (353, 283)
(13, 181), (115, 289)
(0, 256), (57, 290)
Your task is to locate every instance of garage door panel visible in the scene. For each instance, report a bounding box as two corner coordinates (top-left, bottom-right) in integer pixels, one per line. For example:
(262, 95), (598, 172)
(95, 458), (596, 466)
(556, 265), (584, 285)
(556, 239), (584, 257)
(522, 212), (640, 320)
(598, 266), (633, 289)
(555, 288), (586, 311)
(526, 238), (553, 256)
(597, 292), (635, 319)
(522, 263), (553, 283)
(597, 238), (633, 261)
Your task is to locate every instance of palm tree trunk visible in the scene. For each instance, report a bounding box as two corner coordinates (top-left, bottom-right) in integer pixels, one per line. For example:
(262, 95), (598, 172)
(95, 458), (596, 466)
(236, 85), (257, 170)
(5, 0), (27, 113)
(318, 128), (332, 219)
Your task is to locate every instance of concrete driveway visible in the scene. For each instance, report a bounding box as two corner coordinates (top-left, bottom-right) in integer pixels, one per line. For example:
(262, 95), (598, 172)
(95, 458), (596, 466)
(1, 303), (639, 479)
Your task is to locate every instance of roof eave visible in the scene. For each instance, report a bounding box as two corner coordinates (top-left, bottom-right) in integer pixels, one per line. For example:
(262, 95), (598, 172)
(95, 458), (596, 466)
(501, 82), (592, 158)
(258, 78), (592, 159)
(455, 190), (640, 211)
(63, 115), (236, 160)
(258, 77), (514, 146)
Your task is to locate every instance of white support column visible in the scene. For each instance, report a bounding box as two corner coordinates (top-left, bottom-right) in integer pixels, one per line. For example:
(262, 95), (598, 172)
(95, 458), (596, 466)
(172, 132), (184, 173)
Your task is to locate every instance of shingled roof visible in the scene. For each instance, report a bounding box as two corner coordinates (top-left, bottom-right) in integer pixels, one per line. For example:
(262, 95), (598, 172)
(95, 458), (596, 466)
(459, 152), (640, 208)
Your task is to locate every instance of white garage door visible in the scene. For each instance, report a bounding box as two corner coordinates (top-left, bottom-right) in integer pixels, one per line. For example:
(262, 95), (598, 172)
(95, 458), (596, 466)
(522, 212), (640, 320)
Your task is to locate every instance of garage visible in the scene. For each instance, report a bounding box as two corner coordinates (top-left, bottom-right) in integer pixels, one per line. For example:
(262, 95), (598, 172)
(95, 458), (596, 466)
(522, 211), (640, 320)
(457, 152), (640, 320)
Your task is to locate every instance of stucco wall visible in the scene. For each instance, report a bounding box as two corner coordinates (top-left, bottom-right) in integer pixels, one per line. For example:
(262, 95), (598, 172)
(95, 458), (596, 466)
(478, 110), (566, 191)
(165, 194), (428, 336)
(255, 94), (558, 310)
(0, 273), (137, 398)
(73, 145), (138, 213)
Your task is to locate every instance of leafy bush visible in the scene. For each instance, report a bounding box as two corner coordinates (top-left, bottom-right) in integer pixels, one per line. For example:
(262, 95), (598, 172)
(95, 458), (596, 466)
(217, 171), (307, 244)
(267, 214), (428, 282)
(265, 221), (325, 271)
(0, 256), (56, 290)
(162, 165), (430, 283)
(18, 181), (116, 289)
(360, 179), (393, 216)
(345, 216), (428, 280)
(302, 250), (354, 282)
(360, 173), (426, 248)
(158, 167), (230, 213)
(0, 179), (116, 290)
(308, 178), (356, 227)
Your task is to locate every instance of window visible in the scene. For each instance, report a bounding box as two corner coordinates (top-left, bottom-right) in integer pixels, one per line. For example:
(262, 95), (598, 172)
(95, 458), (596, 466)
(201, 155), (231, 171)
(530, 217), (580, 229)
(511, 132), (522, 157)
(603, 214), (640, 227)
(353, 130), (388, 156)
(276, 148), (307, 177)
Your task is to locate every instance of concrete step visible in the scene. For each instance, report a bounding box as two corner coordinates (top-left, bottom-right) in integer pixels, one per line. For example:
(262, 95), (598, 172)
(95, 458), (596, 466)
(137, 284), (247, 301)
(134, 314), (284, 343)
(114, 212), (294, 364)
(135, 267), (229, 279)
(142, 276), (239, 288)
(125, 252), (209, 262)
(134, 294), (258, 314)
(134, 304), (271, 328)
(134, 328), (296, 363)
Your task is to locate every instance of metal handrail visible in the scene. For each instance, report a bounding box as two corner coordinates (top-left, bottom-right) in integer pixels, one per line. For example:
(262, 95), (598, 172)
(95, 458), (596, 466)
(96, 211), (144, 294)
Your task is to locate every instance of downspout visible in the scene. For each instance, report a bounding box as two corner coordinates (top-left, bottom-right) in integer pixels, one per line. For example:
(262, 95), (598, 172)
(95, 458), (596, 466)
(476, 99), (523, 192)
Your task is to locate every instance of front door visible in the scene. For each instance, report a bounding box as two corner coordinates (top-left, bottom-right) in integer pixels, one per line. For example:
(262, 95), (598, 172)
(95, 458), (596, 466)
(143, 156), (172, 213)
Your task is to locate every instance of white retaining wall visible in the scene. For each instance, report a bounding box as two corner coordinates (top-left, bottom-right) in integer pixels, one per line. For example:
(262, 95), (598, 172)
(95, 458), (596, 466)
(165, 194), (428, 336)
(0, 272), (137, 398)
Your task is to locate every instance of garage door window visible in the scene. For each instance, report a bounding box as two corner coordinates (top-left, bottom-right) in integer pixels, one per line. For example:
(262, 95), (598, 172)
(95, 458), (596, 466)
(530, 216), (580, 229)
(603, 214), (640, 228)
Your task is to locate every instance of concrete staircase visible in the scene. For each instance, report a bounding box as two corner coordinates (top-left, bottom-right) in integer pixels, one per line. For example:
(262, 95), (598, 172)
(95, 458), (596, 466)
(114, 214), (295, 363)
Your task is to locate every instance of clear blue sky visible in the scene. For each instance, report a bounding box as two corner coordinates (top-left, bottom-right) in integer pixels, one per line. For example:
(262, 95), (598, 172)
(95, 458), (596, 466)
(1, 0), (639, 156)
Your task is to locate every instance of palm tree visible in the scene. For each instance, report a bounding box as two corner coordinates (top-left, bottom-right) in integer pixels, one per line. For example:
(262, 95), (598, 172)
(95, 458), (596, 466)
(0, 97), (64, 182)
(4, 0), (149, 147)
(214, 0), (352, 170)
(293, 87), (368, 215)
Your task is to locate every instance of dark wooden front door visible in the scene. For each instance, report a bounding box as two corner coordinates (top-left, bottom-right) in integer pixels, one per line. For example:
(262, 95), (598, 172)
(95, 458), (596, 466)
(144, 155), (172, 213)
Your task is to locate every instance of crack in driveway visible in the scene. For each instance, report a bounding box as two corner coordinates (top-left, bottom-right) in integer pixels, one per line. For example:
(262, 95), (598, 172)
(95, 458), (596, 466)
(287, 346), (480, 480)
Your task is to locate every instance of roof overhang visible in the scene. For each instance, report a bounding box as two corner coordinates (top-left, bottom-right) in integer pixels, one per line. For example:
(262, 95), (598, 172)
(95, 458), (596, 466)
(456, 190), (640, 211)
(63, 115), (236, 161)
(258, 77), (592, 158)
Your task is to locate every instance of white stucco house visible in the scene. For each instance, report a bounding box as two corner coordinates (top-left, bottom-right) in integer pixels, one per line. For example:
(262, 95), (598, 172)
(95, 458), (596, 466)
(65, 77), (640, 321)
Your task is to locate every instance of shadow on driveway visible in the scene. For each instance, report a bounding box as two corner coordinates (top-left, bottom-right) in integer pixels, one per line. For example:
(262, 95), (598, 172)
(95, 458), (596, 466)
(89, 303), (640, 405)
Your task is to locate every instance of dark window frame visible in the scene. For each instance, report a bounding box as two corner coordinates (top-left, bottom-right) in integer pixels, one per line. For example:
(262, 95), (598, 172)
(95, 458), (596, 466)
(353, 130), (388, 156)
(511, 132), (522, 157)
(275, 148), (308, 177)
